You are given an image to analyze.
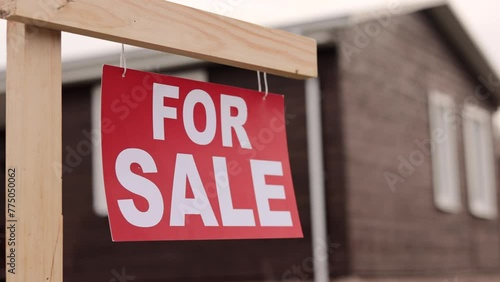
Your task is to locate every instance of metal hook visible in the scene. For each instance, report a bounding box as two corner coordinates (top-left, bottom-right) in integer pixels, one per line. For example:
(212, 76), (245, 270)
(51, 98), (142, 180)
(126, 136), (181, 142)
(120, 44), (127, 77)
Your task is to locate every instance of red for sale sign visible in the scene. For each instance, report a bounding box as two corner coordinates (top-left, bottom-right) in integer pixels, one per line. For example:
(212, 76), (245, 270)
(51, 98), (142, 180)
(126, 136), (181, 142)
(101, 65), (302, 241)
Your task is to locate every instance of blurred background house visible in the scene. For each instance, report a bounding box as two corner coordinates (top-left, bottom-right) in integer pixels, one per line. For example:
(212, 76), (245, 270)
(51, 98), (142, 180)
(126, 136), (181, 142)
(1, 0), (500, 282)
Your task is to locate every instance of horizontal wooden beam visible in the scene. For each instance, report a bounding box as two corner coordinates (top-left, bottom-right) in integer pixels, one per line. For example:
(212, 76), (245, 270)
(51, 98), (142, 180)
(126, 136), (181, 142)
(0, 0), (317, 79)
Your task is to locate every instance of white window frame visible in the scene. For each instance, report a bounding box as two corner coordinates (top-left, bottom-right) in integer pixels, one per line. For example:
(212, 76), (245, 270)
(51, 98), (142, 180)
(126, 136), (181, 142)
(92, 69), (208, 216)
(92, 84), (107, 216)
(462, 104), (498, 219)
(428, 91), (461, 213)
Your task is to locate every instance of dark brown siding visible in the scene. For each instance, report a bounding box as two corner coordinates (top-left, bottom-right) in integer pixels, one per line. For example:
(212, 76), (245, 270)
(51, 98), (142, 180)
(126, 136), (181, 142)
(337, 12), (500, 276)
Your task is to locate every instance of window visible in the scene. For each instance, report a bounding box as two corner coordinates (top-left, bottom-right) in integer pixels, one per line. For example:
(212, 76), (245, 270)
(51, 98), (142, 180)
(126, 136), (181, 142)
(92, 83), (107, 216)
(92, 69), (208, 216)
(462, 104), (498, 219)
(428, 91), (461, 213)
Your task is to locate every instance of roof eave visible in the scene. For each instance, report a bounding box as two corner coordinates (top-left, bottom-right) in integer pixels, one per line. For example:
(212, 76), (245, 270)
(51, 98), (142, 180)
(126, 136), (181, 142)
(427, 5), (500, 104)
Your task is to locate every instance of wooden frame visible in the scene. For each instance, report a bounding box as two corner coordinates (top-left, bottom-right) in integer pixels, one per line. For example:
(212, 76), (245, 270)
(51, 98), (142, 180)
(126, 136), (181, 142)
(6, 21), (63, 282)
(428, 91), (462, 214)
(1, 0), (317, 281)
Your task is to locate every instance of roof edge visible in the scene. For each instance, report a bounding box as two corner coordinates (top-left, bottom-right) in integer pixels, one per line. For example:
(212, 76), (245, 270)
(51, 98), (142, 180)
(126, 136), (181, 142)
(427, 5), (500, 103)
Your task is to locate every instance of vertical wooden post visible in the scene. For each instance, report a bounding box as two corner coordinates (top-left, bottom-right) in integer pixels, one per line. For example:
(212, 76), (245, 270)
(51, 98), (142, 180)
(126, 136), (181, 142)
(5, 22), (62, 282)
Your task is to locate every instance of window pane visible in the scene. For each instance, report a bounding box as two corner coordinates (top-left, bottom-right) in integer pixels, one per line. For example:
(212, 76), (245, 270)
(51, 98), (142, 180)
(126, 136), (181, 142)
(429, 92), (461, 213)
(463, 105), (498, 219)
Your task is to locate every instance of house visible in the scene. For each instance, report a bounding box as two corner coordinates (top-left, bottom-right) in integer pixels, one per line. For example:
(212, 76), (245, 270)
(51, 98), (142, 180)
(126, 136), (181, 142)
(0, 2), (499, 282)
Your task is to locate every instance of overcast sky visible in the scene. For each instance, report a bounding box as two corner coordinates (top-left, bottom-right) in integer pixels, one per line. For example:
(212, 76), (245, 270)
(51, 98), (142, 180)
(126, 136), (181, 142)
(0, 0), (499, 75)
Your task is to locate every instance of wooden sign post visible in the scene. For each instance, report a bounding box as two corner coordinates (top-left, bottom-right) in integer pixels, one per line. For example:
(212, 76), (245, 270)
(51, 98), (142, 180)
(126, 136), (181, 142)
(1, 0), (317, 281)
